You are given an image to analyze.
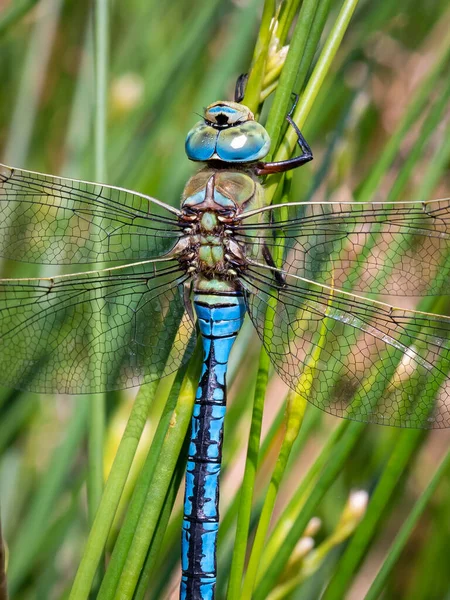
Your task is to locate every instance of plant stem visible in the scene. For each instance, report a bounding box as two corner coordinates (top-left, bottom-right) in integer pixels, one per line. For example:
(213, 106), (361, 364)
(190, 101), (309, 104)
(265, 0), (317, 154)
(8, 400), (89, 595)
(226, 346), (270, 600)
(365, 448), (450, 600)
(95, 0), (108, 184)
(97, 367), (188, 599)
(243, 0), (276, 114)
(264, 0), (361, 205)
(322, 430), (426, 600)
(113, 346), (202, 598)
(240, 391), (308, 600)
(0, 0), (39, 37)
(88, 0), (109, 533)
(69, 383), (159, 600)
(254, 422), (365, 600)
(0, 518), (7, 600)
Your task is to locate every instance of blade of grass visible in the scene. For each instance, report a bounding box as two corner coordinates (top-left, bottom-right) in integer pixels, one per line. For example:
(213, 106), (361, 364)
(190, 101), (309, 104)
(0, 0), (40, 37)
(226, 345), (270, 600)
(94, 0), (108, 184)
(241, 275), (332, 599)
(69, 382), (159, 600)
(8, 398), (89, 596)
(88, 0), (109, 528)
(243, 0), (276, 113)
(264, 0), (361, 205)
(278, 0), (302, 45)
(239, 389), (308, 600)
(293, 0), (334, 97)
(97, 364), (190, 599)
(113, 345), (202, 599)
(3, 0), (63, 166)
(253, 421), (365, 600)
(365, 447), (450, 600)
(133, 435), (190, 600)
(264, 0), (318, 154)
(0, 517), (7, 600)
(238, 5), (361, 591)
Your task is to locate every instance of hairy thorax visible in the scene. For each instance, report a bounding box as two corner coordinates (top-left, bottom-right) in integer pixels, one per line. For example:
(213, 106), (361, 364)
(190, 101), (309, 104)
(172, 167), (264, 292)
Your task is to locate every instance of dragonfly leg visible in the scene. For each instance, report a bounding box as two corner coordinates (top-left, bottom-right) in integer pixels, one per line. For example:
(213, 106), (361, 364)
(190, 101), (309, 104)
(262, 242), (286, 287)
(288, 92), (300, 116)
(254, 111), (313, 176)
(234, 73), (249, 103)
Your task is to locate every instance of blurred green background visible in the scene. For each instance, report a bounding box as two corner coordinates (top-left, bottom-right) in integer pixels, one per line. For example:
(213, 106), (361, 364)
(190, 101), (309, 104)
(0, 0), (450, 599)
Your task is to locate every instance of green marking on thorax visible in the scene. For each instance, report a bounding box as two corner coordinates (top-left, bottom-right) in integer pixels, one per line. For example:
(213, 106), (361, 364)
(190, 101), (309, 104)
(201, 212), (218, 231)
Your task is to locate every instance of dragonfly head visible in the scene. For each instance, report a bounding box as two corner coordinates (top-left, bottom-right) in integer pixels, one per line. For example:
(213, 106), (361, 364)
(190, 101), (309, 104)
(204, 101), (254, 127)
(185, 101), (270, 164)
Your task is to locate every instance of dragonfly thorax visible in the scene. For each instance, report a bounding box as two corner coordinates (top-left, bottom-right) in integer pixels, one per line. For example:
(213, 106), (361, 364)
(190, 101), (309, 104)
(176, 215), (245, 283)
(173, 168), (261, 286)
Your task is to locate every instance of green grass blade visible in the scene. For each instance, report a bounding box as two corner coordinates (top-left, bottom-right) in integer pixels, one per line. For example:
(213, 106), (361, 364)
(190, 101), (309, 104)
(241, 273), (333, 599)
(8, 399), (89, 595)
(322, 429), (426, 600)
(94, 0), (108, 184)
(97, 366), (189, 599)
(113, 346), (202, 598)
(365, 448), (450, 600)
(133, 438), (189, 600)
(264, 0), (360, 205)
(69, 383), (159, 600)
(264, 0), (318, 154)
(226, 345), (270, 600)
(88, 0), (109, 530)
(253, 422), (365, 600)
(0, 517), (7, 600)
(0, 0), (39, 37)
(240, 391), (308, 600)
(243, 0), (276, 113)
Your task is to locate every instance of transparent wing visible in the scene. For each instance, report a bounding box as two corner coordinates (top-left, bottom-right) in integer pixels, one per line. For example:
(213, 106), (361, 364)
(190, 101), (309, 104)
(241, 265), (450, 429)
(0, 259), (195, 394)
(0, 163), (183, 265)
(235, 199), (450, 296)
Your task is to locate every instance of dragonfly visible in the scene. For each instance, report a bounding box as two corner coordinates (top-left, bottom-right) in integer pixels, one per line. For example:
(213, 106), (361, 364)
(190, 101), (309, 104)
(1, 76), (450, 600)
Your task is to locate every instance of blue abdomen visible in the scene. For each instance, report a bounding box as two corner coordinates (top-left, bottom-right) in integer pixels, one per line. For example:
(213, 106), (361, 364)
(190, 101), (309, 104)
(180, 293), (246, 600)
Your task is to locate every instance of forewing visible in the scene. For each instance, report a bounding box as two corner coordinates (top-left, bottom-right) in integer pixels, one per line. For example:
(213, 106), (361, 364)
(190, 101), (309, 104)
(241, 266), (450, 428)
(236, 199), (450, 296)
(0, 260), (195, 394)
(0, 163), (183, 265)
